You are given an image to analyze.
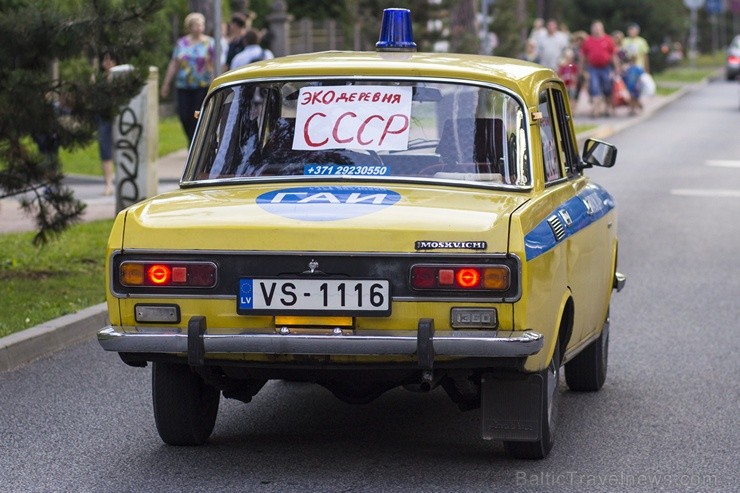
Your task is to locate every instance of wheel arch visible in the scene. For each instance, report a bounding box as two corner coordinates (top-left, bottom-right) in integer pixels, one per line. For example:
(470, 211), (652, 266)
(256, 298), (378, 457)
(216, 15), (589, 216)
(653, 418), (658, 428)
(524, 290), (573, 373)
(558, 295), (575, 360)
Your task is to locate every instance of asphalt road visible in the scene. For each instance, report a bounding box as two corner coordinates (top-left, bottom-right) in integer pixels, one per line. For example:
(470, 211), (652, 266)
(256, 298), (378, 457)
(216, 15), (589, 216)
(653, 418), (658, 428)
(1, 79), (739, 493)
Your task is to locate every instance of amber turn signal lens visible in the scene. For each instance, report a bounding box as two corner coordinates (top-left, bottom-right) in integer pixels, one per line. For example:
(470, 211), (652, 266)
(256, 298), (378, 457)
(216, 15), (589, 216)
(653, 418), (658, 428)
(120, 263), (145, 286)
(482, 267), (510, 290)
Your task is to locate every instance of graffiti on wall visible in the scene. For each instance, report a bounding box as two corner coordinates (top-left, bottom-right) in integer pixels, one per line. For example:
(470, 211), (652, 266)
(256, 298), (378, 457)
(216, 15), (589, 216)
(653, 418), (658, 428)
(115, 106), (142, 211)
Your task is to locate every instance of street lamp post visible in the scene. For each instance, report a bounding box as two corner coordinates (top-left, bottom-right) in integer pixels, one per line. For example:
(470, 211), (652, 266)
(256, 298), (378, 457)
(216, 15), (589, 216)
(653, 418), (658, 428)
(214, 0), (222, 76)
(684, 0), (706, 67)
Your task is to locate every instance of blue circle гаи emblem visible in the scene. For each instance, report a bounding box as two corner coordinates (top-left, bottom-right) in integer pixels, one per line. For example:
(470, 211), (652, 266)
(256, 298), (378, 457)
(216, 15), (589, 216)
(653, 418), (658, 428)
(257, 186), (401, 221)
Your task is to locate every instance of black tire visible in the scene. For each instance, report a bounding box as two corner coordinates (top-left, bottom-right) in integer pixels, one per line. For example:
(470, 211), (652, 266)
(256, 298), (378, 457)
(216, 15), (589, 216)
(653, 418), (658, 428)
(565, 311), (609, 392)
(503, 343), (561, 460)
(152, 362), (220, 446)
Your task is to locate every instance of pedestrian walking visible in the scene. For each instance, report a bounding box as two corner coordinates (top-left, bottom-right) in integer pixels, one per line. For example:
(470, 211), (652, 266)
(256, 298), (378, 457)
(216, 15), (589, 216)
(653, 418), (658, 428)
(230, 29), (274, 70)
(568, 30), (588, 106)
(521, 39), (540, 63)
(160, 12), (216, 144)
(224, 12), (253, 71)
(622, 54), (645, 115)
(529, 18), (546, 45)
(612, 29), (627, 64)
(558, 48), (580, 105)
(97, 51), (118, 195)
(622, 23), (650, 73)
(580, 20), (618, 117)
(537, 19), (570, 71)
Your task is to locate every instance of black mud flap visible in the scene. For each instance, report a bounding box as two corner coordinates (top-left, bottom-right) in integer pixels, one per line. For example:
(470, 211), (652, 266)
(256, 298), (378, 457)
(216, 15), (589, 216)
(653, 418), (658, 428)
(417, 318), (435, 370)
(188, 316), (207, 367)
(480, 372), (543, 442)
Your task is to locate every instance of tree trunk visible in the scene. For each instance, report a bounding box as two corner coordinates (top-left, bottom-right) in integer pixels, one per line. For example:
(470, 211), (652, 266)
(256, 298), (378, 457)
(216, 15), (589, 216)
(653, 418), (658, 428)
(189, 0), (216, 35)
(449, 0), (480, 54)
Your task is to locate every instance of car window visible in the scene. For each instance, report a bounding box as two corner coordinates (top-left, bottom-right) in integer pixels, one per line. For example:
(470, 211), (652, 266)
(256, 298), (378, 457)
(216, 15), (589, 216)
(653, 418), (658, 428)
(538, 90), (563, 183)
(550, 88), (579, 176)
(185, 80), (531, 187)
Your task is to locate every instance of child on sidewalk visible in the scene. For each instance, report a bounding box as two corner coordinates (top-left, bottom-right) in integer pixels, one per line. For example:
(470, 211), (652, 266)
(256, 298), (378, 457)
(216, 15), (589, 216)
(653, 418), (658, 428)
(557, 48), (580, 108)
(622, 54), (645, 115)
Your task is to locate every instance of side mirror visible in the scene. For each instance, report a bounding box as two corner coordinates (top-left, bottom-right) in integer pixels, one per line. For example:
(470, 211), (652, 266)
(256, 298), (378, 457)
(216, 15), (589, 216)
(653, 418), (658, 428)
(580, 138), (617, 169)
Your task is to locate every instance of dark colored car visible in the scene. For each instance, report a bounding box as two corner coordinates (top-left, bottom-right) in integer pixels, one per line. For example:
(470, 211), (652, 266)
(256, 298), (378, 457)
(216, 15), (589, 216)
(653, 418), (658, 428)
(726, 35), (740, 80)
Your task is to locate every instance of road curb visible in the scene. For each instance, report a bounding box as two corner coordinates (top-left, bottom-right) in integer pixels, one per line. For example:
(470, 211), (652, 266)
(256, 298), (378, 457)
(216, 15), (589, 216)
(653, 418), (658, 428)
(0, 303), (108, 372)
(578, 83), (695, 143)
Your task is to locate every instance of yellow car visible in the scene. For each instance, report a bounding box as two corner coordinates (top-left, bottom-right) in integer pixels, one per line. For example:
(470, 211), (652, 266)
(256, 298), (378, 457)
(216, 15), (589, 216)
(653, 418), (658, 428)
(98, 9), (625, 459)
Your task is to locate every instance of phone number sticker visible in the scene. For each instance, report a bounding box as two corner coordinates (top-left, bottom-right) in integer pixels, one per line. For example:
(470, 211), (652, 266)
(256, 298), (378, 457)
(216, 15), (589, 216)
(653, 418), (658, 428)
(304, 164), (391, 176)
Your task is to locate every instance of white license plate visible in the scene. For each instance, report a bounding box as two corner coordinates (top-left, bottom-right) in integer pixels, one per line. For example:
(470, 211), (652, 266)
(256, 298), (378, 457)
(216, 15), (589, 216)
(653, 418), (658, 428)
(238, 278), (391, 315)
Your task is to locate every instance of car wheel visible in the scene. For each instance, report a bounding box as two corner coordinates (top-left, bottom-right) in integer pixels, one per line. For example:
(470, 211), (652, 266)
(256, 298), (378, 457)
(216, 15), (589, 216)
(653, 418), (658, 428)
(152, 362), (220, 446)
(503, 343), (560, 460)
(565, 310), (609, 391)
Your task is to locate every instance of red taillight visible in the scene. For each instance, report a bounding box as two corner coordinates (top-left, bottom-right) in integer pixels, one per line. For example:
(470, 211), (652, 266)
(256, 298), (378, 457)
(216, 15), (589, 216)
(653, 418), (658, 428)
(456, 268), (480, 288)
(172, 266), (187, 283)
(411, 266), (437, 288)
(728, 55), (740, 64)
(410, 264), (510, 291)
(147, 264), (171, 285)
(120, 261), (217, 287)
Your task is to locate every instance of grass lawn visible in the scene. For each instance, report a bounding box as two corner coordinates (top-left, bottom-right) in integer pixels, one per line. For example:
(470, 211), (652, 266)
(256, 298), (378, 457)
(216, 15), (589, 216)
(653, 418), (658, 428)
(60, 116), (188, 176)
(575, 123), (597, 134)
(653, 52), (725, 89)
(0, 219), (113, 338)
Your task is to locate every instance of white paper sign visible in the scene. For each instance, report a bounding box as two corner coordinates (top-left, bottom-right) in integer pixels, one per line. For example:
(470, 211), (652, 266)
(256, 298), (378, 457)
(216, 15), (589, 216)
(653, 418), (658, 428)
(292, 86), (412, 151)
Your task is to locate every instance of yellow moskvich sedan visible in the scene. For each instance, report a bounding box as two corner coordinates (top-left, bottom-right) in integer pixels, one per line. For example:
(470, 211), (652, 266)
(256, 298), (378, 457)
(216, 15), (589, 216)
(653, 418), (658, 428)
(98, 9), (625, 459)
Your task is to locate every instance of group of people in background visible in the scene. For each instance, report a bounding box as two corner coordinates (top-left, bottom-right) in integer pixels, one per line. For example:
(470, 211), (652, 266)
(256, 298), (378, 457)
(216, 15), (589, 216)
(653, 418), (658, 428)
(104, 12), (657, 195)
(160, 11), (273, 145)
(525, 17), (653, 118)
(223, 12), (275, 72)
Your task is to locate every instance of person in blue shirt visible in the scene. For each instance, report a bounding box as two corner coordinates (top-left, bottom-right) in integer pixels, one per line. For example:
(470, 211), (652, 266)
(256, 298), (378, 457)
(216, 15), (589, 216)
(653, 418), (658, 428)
(622, 54), (645, 115)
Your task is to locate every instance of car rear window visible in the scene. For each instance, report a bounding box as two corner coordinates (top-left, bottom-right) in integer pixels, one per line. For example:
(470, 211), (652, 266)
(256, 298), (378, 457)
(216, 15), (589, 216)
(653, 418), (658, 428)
(185, 79), (531, 187)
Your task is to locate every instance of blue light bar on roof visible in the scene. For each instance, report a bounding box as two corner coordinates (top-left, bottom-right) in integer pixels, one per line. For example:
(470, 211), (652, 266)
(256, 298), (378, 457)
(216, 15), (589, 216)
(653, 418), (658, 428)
(376, 8), (417, 52)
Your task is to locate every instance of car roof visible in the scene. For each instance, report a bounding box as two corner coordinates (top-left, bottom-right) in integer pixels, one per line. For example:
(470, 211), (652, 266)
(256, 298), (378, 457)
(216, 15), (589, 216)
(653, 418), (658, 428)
(214, 51), (558, 107)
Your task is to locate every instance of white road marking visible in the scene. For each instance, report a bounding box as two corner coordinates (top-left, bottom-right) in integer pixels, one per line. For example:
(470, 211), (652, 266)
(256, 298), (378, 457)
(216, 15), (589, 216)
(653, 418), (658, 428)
(706, 160), (740, 168)
(670, 189), (740, 198)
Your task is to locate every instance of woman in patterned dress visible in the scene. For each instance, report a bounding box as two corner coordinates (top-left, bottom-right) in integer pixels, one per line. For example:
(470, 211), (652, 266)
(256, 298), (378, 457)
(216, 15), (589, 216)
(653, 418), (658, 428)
(160, 12), (215, 143)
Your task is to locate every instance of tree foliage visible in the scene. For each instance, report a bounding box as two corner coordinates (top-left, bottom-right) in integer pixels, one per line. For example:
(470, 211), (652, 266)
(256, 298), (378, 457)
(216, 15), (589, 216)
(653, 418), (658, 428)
(449, 0), (480, 54)
(284, 0), (352, 23)
(490, 0), (527, 58)
(0, 0), (163, 245)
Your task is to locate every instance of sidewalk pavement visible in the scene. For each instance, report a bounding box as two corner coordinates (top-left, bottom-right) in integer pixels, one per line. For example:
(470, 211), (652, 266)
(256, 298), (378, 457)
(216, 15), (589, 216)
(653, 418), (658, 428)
(0, 84), (696, 372)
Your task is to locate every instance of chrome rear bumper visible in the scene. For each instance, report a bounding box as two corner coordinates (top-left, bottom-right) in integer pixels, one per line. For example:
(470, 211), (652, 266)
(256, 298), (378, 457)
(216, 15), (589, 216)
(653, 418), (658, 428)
(98, 317), (543, 362)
